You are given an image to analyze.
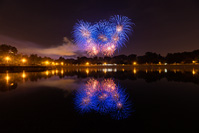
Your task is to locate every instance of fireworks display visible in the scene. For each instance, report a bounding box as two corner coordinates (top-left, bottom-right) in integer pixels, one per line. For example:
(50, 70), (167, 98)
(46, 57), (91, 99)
(73, 15), (134, 56)
(74, 78), (134, 120)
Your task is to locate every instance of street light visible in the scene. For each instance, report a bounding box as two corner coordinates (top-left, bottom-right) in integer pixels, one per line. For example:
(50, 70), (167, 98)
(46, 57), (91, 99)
(86, 62), (89, 66)
(45, 61), (49, 65)
(21, 58), (27, 65)
(5, 56), (10, 64)
(133, 62), (137, 65)
(52, 62), (55, 66)
(21, 58), (26, 63)
(192, 61), (196, 64)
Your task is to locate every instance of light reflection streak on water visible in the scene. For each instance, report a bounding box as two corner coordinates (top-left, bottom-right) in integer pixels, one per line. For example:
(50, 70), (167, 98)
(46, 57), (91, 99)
(0, 68), (199, 93)
(158, 69), (162, 74)
(22, 71), (26, 79)
(192, 69), (196, 75)
(133, 68), (137, 74)
(74, 78), (133, 120)
(5, 72), (10, 84)
(52, 70), (55, 75)
(85, 69), (89, 75)
(55, 69), (59, 74)
(61, 69), (64, 75)
(45, 70), (49, 76)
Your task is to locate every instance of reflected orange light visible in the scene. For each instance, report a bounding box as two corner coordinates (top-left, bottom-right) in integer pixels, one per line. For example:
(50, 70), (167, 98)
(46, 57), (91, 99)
(55, 70), (59, 74)
(86, 69), (89, 74)
(61, 69), (64, 75)
(103, 69), (107, 73)
(145, 69), (148, 73)
(5, 73), (10, 83)
(192, 69), (196, 75)
(174, 69), (176, 73)
(159, 69), (162, 74)
(133, 68), (137, 74)
(45, 70), (49, 76)
(22, 71), (26, 78)
(52, 70), (55, 75)
(5, 75), (10, 81)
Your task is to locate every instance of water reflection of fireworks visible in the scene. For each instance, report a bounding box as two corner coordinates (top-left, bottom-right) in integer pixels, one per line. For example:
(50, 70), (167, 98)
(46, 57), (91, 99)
(74, 78), (134, 120)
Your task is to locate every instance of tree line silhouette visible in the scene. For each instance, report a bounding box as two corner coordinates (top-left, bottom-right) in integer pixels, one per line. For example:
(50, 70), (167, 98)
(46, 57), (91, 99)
(0, 44), (199, 65)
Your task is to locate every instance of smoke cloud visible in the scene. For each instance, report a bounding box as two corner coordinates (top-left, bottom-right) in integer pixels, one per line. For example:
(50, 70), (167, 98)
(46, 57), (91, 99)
(0, 35), (84, 58)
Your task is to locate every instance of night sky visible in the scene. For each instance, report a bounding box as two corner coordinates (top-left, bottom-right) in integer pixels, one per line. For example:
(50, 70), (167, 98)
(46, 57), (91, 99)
(0, 0), (199, 58)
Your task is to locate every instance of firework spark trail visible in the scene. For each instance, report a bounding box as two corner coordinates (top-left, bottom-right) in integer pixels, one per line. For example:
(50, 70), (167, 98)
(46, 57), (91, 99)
(73, 15), (134, 56)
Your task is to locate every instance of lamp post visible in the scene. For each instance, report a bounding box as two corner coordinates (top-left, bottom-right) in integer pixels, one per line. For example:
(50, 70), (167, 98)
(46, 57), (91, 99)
(45, 61), (49, 65)
(5, 56), (10, 65)
(21, 58), (27, 66)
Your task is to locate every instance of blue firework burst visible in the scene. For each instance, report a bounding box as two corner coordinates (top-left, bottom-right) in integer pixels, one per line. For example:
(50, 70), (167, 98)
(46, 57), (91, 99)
(110, 15), (134, 48)
(93, 91), (116, 114)
(73, 88), (97, 114)
(73, 20), (95, 49)
(92, 20), (113, 45)
(110, 87), (133, 120)
(72, 15), (134, 56)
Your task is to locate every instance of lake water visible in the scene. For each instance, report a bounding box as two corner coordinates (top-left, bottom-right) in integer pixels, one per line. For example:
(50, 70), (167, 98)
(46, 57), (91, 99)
(0, 68), (199, 133)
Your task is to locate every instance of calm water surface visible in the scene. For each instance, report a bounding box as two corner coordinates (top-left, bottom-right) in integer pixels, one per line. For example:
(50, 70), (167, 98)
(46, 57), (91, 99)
(0, 68), (199, 133)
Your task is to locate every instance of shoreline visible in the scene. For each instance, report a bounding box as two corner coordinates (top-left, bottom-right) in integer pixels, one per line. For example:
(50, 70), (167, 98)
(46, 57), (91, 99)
(0, 64), (199, 73)
(0, 66), (48, 73)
